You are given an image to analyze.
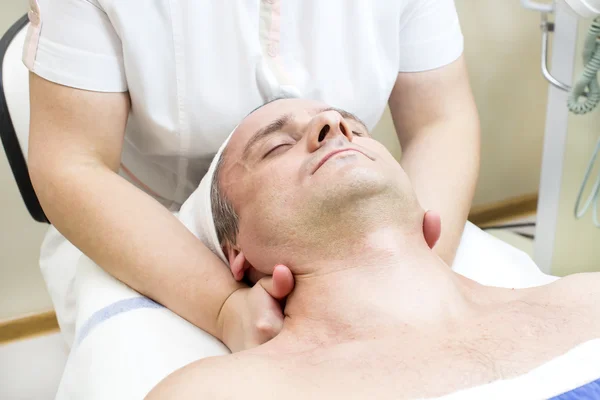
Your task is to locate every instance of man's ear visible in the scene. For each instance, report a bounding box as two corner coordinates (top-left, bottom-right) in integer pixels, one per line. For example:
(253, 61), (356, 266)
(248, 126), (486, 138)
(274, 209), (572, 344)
(422, 210), (442, 249)
(226, 245), (251, 281)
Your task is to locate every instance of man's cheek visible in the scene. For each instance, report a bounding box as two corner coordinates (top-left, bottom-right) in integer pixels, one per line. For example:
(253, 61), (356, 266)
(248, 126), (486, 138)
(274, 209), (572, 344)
(255, 172), (290, 200)
(360, 140), (393, 159)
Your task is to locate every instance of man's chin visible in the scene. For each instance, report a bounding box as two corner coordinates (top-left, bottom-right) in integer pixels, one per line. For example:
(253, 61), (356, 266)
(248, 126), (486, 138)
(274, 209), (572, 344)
(311, 168), (394, 209)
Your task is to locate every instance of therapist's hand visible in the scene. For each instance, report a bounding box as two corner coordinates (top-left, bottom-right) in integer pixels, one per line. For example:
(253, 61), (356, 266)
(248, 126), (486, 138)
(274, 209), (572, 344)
(218, 265), (294, 352)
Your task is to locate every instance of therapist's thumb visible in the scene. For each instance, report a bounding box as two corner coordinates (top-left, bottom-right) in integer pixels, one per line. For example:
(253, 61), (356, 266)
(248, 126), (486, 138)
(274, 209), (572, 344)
(258, 265), (295, 300)
(423, 210), (442, 249)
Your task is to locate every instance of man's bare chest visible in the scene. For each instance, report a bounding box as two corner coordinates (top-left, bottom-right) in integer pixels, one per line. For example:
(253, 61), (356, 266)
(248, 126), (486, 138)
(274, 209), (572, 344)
(247, 301), (599, 400)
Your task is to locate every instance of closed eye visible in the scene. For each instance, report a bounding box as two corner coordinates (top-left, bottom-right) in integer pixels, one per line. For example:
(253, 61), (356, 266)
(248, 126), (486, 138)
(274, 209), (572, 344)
(352, 130), (365, 137)
(263, 143), (293, 158)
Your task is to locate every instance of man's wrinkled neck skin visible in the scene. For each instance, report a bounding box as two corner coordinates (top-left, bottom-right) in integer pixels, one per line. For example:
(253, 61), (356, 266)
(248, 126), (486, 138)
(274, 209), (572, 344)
(277, 224), (475, 347)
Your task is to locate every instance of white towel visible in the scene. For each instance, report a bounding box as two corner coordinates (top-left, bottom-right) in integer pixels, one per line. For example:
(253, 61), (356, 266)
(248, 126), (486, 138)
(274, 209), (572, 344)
(178, 126), (236, 265)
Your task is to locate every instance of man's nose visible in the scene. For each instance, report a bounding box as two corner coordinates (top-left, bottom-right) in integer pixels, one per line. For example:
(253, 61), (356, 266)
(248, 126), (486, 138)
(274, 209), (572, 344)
(306, 111), (353, 152)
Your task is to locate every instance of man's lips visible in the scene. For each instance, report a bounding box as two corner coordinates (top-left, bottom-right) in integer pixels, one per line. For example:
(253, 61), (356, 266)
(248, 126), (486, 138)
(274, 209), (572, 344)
(312, 148), (369, 174)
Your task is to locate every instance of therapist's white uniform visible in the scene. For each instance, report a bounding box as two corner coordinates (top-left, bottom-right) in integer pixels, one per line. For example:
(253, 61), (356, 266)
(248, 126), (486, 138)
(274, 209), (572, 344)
(24, 0), (464, 346)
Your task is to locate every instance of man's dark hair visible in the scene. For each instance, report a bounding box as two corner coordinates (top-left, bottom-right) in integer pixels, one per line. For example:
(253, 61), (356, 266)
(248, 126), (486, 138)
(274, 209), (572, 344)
(211, 147), (240, 247)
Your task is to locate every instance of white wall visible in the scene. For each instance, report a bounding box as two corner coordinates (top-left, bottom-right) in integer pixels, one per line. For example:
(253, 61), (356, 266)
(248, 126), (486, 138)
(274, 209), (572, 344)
(459, 0), (548, 205)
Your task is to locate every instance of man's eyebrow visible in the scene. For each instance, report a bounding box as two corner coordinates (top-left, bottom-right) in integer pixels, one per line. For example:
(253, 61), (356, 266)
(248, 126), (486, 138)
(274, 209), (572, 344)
(242, 113), (293, 160)
(317, 107), (369, 133)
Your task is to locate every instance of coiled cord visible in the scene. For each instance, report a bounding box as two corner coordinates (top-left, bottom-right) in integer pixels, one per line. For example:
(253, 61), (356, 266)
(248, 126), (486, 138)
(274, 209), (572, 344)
(570, 18), (600, 226)
(568, 18), (600, 114)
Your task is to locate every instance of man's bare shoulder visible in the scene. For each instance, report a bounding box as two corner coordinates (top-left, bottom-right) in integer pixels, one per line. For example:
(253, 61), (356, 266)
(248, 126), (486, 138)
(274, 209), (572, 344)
(525, 272), (600, 310)
(146, 353), (264, 399)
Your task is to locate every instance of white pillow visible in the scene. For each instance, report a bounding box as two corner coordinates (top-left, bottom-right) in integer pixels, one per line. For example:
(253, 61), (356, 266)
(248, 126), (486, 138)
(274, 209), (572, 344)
(453, 222), (557, 288)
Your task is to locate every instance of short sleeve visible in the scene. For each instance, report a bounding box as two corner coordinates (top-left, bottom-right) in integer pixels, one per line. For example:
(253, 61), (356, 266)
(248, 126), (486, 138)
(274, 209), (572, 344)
(23, 0), (127, 92)
(397, 0), (464, 72)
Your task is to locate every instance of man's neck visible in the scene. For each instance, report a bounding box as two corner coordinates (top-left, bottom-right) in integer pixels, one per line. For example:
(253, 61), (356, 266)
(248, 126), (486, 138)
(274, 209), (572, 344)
(281, 227), (474, 344)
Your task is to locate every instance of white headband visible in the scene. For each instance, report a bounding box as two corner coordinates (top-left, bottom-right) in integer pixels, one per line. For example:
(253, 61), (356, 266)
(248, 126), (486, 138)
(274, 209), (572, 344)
(178, 126), (237, 265)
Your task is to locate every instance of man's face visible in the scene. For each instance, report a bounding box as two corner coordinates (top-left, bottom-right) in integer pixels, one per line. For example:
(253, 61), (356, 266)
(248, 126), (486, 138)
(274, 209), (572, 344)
(220, 98), (420, 272)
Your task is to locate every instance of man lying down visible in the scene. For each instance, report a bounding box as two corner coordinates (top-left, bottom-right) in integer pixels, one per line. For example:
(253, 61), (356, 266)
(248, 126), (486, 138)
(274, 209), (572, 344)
(149, 98), (600, 399)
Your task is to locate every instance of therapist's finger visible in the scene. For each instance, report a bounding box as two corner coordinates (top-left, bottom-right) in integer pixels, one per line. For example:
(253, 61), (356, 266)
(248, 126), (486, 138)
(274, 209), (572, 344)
(258, 265), (295, 300)
(423, 210), (442, 249)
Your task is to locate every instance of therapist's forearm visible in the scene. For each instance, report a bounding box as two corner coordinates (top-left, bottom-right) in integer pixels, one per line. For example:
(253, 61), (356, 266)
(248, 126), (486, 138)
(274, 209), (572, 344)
(34, 162), (243, 338)
(400, 120), (480, 265)
(389, 56), (480, 265)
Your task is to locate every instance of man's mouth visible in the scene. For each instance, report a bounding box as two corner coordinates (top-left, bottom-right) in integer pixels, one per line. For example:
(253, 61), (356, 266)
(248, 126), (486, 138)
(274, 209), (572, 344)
(312, 148), (369, 174)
